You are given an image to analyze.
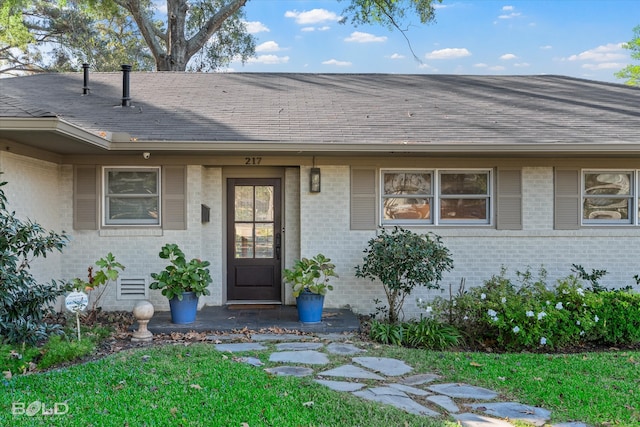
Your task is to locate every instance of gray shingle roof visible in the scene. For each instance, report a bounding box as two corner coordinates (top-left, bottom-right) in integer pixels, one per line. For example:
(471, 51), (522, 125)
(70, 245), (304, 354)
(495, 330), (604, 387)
(1, 72), (639, 147)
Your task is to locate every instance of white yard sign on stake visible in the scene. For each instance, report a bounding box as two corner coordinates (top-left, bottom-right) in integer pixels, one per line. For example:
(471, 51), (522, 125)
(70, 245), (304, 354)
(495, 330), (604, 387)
(65, 291), (89, 341)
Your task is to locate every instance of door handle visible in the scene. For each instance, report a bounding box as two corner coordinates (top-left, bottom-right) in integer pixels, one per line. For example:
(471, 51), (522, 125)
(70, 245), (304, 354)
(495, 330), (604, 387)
(275, 232), (281, 260)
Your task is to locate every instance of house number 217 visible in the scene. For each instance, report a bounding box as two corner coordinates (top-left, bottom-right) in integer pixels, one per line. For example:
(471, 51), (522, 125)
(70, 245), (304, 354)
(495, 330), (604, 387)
(244, 157), (262, 165)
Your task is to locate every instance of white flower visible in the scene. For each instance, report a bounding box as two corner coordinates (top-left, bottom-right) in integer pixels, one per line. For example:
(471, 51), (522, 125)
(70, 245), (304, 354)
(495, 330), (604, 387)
(555, 302), (564, 310)
(512, 326), (520, 333)
(580, 330), (585, 336)
(425, 306), (433, 313)
(526, 310), (534, 317)
(487, 309), (497, 317)
(481, 293), (486, 300)
(537, 311), (547, 320)
(492, 316), (499, 322)
(595, 315), (599, 323)
(501, 297), (507, 304)
(562, 289), (569, 294)
(577, 287), (584, 296)
(540, 337), (547, 345)
(576, 320), (581, 326)
(463, 315), (469, 320)
(546, 300), (551, 305)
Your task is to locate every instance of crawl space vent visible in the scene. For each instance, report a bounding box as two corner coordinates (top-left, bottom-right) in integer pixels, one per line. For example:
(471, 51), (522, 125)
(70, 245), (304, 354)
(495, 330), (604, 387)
(117, 278), (148, 300)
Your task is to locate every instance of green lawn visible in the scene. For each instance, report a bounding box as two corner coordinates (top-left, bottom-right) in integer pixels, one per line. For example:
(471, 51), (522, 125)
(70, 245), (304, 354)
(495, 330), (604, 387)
(1, 341), (638, 426)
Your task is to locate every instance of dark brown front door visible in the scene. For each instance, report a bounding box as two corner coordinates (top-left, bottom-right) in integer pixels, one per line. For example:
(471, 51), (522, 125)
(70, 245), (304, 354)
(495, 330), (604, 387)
(227, 178), (282, 301)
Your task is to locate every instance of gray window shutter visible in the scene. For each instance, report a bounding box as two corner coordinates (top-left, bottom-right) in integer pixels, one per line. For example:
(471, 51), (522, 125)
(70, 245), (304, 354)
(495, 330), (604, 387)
(496, 168), (522, 230)
(73, 165), (98, 230)
(162, 165), (186, 230)
(554, 168), (580, 230)
(350, 168), (377, 230)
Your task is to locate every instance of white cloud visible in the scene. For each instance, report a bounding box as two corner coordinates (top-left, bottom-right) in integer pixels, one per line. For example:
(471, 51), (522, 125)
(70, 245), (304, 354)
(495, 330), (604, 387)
(247, 55), (290, 65)
(322, 59), (352, 67)
(390, 53), (405, 60)
(344, 31), (387, 43)
(301, 25), (331, 32)
(256, 41), (281, 53)
(567, 43), (626, 62)
(473, 63), (489, 68)
(502, 6), (514, 11)
(285, 9), (340, 25)
(500, 53), (517, 60)
(425, 48), (471, 59)
(582, 62), (626, 70)
(540, 45), (553, 50)
(489, 65), (506, 71)
(498, 12), (521, 19)
(244, 21), (269, 34)
(514, 62), (530, 68)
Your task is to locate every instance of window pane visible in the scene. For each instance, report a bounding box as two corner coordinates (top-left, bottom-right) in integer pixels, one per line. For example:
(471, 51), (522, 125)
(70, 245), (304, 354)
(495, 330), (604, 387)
(384, 198), (431, 220)
(235, 186), (254, 222)
(583, 198), (629, 220)
(440, 173), (488, 195)
(384, 173), (431, 195)
(235, 224), (254, 258)
(108, 171), (157, 195)
(440, 199), (488, 221)
(255, 186), (274, 221)
(255, 224), (274, 258)
(584, 173), (631, 196)
(108, 197), (159, 221)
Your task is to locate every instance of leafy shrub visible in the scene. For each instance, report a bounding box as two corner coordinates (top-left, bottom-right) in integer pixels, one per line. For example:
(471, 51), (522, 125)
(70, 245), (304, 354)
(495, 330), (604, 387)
(369, 320), (403, 345)
(431, 266), (640, 351)
(0, 176), (71, 346)
(71, 253), (125, 318)
(355, 227), (453, 324)
(369, 317), (462, 350)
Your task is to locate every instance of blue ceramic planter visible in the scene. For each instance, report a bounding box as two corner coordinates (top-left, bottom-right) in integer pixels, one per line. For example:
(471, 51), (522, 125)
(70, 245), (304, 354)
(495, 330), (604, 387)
(296, 291), (325, 324)
(169, 291), (198, 324)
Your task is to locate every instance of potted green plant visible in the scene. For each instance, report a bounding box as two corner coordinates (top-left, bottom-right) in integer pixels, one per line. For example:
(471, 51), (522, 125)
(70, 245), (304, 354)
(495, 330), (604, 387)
(150, 243), (212, 324)
(283, 253), (337, 324)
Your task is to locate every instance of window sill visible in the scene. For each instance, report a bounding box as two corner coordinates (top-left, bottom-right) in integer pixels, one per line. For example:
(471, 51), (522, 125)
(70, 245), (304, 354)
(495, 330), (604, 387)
(99, 228), (163, 237)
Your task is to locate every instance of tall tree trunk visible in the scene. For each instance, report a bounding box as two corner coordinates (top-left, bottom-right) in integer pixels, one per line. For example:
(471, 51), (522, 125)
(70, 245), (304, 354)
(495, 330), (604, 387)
(121, 0), (247, 71)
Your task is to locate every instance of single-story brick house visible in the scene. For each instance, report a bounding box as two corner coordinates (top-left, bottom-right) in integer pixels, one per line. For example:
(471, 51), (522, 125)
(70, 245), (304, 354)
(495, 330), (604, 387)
(1, 71), (639, 318)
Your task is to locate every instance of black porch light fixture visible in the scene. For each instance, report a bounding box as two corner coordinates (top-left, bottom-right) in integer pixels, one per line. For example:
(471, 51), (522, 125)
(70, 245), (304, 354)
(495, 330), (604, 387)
(310, 167), (321, 193)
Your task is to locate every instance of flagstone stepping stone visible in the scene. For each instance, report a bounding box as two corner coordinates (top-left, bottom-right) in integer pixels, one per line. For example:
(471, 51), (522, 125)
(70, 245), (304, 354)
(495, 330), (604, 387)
(236, 356), (264, 367)
(316, 333), (356, 341)
(315, 379), (366, 392)
(215, 343), (266, 352)
(206, 334), (246, 342)
(318, 364), (385, 380)
(453, 412), (514, 427)
(387, 383), (431, 396)
(353, 389), (440, 417)
(251, 333), (304, 342)
(428, 383), (498, 400)
(269, 350), (329, 365)
(468, 402), (551, 426)
(427, 395), (459, 413)
(352, 357), (413, 376)
(275, 342), (324, 351)
(368, 386), (409, 397)
(400, 373), (441, 385)
(326, 342), (364, 355)
(265, 366), (314, 377)
(552, 423), (589, 427)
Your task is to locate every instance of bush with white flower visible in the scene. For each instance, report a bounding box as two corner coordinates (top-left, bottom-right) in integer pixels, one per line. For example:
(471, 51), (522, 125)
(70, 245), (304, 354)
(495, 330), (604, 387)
(429, 266), (640, 351)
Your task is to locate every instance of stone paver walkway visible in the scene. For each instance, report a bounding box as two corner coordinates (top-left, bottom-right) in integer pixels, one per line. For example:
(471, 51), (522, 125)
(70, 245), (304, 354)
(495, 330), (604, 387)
(213, 334), (590, 426)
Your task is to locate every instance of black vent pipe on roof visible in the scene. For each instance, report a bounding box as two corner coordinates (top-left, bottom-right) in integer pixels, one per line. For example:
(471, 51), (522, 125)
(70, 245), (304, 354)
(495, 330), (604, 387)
(121, 64), (132, 107)
(82, 63), (90, 95)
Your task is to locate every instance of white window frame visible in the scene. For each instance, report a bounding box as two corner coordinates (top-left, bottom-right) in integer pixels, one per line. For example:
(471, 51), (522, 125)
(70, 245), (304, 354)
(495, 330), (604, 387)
(380, 168), (493, 226)
(581, 169), (635, 226)
(103, 166), (161, 226)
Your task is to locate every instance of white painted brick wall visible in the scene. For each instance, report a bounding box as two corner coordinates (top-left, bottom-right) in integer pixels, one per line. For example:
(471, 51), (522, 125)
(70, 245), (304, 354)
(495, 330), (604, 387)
(0, 152), (64, 294)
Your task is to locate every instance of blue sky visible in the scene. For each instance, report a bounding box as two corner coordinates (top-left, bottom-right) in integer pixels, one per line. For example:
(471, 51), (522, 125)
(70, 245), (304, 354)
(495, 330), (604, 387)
(216, 0), (639, 83)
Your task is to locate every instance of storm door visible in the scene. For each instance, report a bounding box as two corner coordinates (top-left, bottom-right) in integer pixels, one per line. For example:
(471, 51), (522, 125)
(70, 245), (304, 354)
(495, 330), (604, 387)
(226, 178), (281, 301)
